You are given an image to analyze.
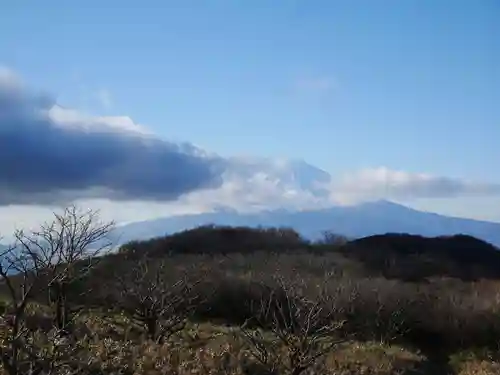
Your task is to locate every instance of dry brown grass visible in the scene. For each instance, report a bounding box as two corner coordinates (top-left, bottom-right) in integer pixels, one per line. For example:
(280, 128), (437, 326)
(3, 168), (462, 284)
(3, 247), (500, 374)
(456, 360), (500, 375)
(2, 310), (499, 375)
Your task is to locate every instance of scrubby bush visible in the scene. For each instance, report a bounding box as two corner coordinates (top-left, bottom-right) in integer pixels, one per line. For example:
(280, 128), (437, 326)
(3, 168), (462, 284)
(3, 220), (500, 374)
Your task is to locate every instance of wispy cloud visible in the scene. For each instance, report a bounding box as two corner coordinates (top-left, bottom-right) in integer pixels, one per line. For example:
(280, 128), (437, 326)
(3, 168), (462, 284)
(326, 167), (500, 204)
(0, 66), (225, 206)
(0, 66), (20, 90)
(95, 88), (112, 109)
(294, 76), (336, 93)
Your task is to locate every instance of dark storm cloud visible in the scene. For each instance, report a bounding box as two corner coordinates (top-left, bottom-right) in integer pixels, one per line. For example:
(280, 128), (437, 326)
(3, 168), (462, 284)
(0, 72), (226, 205)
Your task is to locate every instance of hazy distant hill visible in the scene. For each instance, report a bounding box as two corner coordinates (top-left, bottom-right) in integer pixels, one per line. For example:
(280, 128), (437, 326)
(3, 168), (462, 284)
(111, 200), (500, 247)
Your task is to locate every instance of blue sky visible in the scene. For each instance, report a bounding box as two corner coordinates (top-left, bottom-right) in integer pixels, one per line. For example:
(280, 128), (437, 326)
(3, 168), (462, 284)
(0, 1), (499, 230)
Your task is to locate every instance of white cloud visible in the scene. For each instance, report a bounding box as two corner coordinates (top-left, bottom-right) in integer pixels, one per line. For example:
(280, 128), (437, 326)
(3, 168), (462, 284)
(47, 105), (153, 135)
(174, 166), (500, 214)
(0, 66), (21, 90)
(177, 171), (325, 213)
(325, 167), (500, 205)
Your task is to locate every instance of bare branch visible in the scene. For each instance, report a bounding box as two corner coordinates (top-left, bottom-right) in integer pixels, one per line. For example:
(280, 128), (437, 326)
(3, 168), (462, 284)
(0, 206), (113, 375)
(241, 275), (346, 375)
(12, 206), (114, 333)
(114, 257), (201, 344)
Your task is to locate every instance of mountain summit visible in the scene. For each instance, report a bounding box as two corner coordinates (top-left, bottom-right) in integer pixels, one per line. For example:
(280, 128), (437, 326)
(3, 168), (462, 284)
(224, 157), (332, 197)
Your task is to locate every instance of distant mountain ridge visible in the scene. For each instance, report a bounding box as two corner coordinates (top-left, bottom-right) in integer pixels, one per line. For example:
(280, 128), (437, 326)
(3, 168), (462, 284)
(110, 200), (500, 247)
(2, 157), (499, 249)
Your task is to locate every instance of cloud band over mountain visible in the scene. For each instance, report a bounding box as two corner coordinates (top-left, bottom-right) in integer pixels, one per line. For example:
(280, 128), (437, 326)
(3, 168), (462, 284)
(0, 68), (225, 205)
(331, 167), (500, 202)
(1, 67), (500, 210)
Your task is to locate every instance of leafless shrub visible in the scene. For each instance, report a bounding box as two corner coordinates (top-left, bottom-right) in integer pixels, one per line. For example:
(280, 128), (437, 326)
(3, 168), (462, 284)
(331, 278), (416, 344)
(240, 275), (346, 375)
(13, 205), (114, 333)
(0, 245), (82, 375)
(0, 206), (113, 375)
(0, 243), (36, 375)
(115, 257), (200, 344)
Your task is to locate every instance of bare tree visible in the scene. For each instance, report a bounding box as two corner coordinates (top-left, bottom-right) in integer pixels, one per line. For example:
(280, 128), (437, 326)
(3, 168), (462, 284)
(0, 242), (37, 375)
(318, 231), (349, 246)
(0, 244), (81, 375)
(115, 257), (200, 344)
(14, 205), (114, 333)
(0, 206), (114, 374)
(241, 276), (346, 375)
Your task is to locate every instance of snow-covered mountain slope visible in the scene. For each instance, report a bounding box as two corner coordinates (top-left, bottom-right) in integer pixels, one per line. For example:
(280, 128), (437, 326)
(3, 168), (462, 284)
(224, 157), (332, 194)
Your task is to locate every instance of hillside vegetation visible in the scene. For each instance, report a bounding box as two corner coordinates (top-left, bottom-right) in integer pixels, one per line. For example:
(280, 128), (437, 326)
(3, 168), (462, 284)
(1, 207), (500, 374)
